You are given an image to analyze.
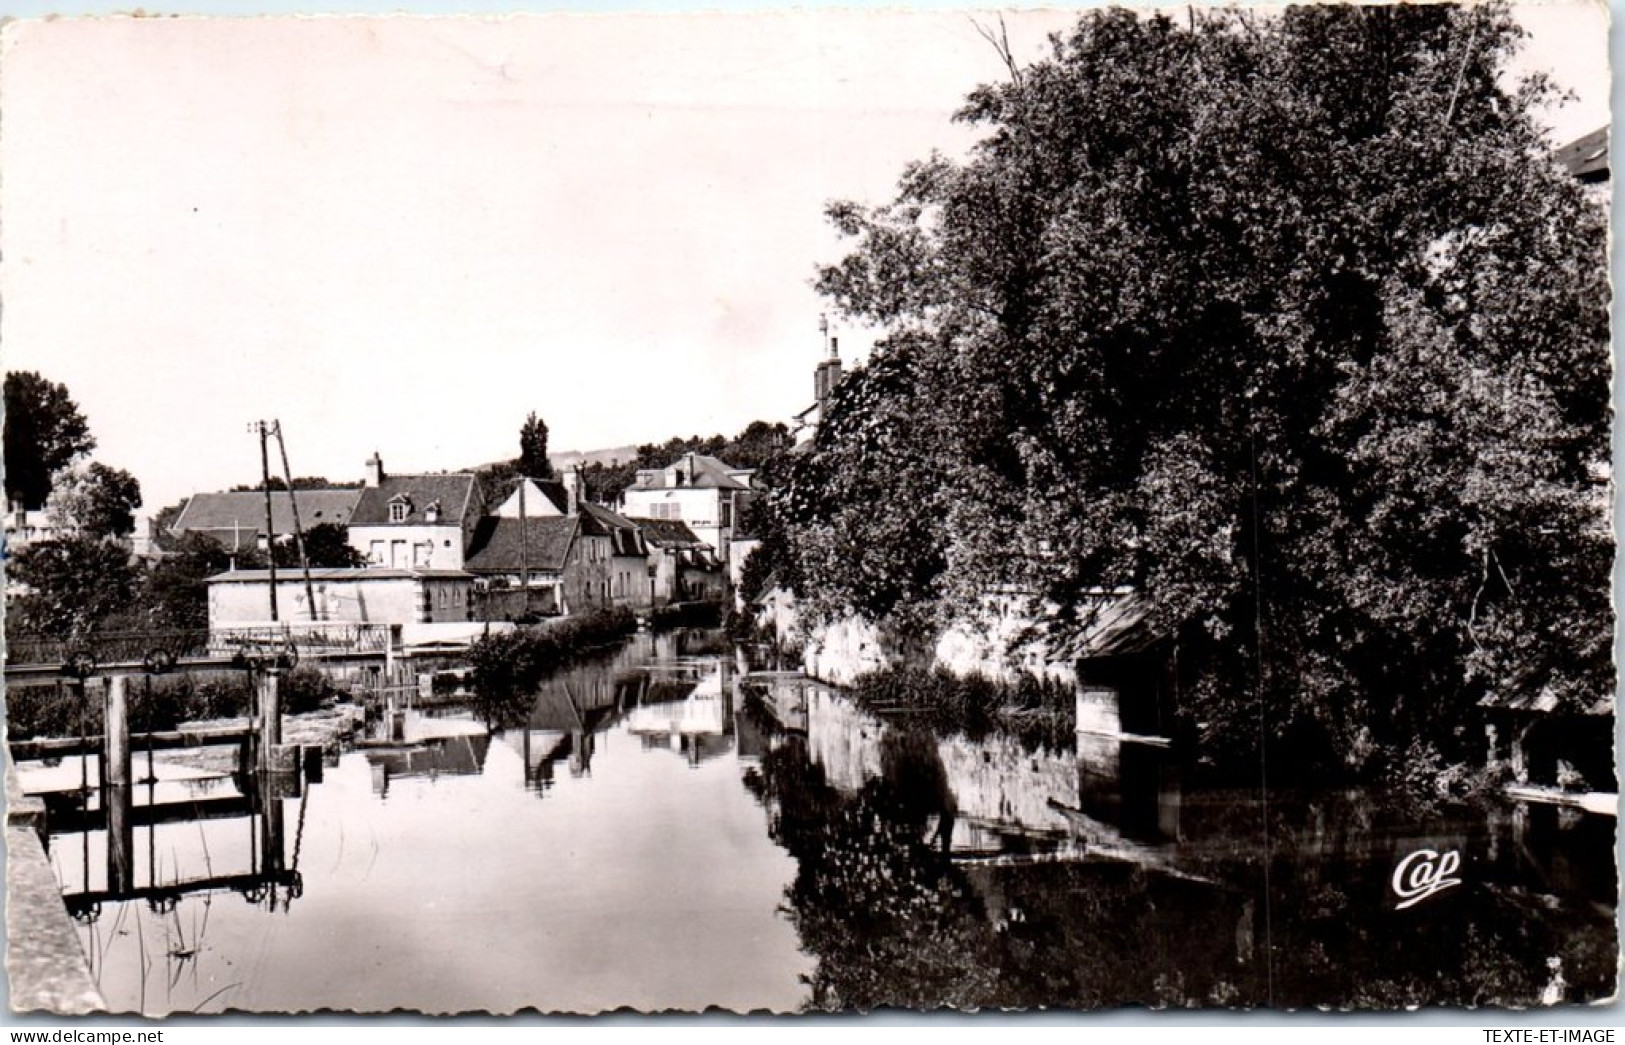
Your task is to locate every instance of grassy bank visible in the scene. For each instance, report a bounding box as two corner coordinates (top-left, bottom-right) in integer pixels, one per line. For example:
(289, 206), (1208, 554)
(846, 666), (1075, 753)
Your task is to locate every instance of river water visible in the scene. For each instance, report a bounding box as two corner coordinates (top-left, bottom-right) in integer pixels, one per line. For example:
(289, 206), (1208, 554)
(19, 629), (1617, 1014)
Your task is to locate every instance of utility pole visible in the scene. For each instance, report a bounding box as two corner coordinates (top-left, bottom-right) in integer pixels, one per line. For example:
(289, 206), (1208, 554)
(271, 421), (320, 621)
(518, 477), (529, 617)
(251, 421), (279, 622)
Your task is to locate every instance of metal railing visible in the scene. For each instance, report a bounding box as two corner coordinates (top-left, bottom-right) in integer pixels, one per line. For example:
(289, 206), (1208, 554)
(209, 622), (397, 658)
(4, 629), (210, 667)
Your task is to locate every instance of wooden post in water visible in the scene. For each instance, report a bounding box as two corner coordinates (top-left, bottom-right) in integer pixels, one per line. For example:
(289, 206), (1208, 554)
(104, 676), (131, 790)
(258, 666), (283, 775)
(257, 768), (286, 880)
(302, 744), (325, 784)
(103, 676), (135, 894)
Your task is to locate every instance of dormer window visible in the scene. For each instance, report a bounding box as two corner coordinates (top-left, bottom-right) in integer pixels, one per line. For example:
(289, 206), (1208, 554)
(388, 493), (413, 523)
(425, 500), (442, 524)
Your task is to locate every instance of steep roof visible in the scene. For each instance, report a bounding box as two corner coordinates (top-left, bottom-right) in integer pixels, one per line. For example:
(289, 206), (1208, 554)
(1478, 682), (1612, 717)
(628, 517), (706, 549)
(627, 453), (752, 492)
(1555, 126), (1608, 183)
(577, 502), (649, 556)
(463, 516), (579, 573)
(171, 490), (363, 540)
(351, 474), (478, 527)
(534, 480), (570, 514)
(489, 478), (569, 517)
(1053, 592), (1160, 661)
(579, 501), (637, 531)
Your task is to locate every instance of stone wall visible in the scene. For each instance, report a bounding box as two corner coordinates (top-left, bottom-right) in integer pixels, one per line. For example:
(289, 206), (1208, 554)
(754, 586), (1073, 688)
(933, 603), (1076, 685)
(800, 614), (891, 686)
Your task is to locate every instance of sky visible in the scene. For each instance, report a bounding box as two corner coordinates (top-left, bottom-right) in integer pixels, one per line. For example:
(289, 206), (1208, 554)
(0, 2), (1611, 518)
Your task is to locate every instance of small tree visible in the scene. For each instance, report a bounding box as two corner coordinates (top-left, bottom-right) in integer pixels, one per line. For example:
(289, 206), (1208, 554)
(519, 413), (554, 480)
(273, 522), (365, 568)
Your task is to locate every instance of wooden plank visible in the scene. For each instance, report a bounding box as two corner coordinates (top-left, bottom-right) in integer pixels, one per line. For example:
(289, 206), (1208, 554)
(41, 794), (258, 834)
(10, 725), (256, 762)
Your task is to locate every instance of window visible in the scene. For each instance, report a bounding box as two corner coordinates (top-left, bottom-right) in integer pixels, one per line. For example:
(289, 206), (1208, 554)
(369, 541), (385, 564)
(389, 501), (408, 523)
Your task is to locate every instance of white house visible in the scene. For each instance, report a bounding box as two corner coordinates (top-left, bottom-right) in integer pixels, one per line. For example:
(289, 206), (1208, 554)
(620, 452), (756, 568)
(347, 452), (479, 570)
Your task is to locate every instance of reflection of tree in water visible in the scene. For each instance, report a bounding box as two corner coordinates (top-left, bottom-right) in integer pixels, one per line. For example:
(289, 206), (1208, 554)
(746, 733), (998, 1011)
(744, 717), (1615, 1011)
(746, 730), (1253, 1010)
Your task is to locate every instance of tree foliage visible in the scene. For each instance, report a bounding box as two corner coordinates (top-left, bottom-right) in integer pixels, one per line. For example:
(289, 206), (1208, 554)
(141, 532), (240, 631)
(46, 462), (143, 539)
(579, 420), (792, 504)
(10, 535), (142, 636)
(519, 412), (554, 480)
(229, 476), (359, 492)
(4, 371), (94, 509)
(776, 5), (1610, 778)
(291, 522), (368, 568)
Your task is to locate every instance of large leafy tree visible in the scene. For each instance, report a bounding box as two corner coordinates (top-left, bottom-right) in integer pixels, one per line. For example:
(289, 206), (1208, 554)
(46, 462), (143, 539)
(4, 371), (94, 509)
(781, 5), (1610, 777)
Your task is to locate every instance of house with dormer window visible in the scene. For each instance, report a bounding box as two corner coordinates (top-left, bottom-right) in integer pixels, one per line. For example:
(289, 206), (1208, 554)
(347, 452), (479, 570)
(620, 452), (757, 568)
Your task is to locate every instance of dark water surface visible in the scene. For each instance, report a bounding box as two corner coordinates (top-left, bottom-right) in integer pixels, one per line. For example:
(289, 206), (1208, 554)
(19, 630), (1617, 1014)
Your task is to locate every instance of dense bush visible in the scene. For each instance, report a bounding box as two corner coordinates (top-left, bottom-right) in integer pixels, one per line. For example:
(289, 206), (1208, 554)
(846, 666), (1075, 753)
(6, 665), (340, 740)
(466, 607), (638, 727)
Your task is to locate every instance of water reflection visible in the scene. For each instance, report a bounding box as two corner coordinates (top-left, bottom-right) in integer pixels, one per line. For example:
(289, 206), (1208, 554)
(739, 670), (1617, 1010)
(20, 631), (811, 1014)
(13, 631), (1614, 1014)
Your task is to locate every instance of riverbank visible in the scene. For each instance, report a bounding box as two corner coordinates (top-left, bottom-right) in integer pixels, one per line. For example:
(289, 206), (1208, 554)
(839, 665), (1075, 753)
(5, 770), (104, 1014)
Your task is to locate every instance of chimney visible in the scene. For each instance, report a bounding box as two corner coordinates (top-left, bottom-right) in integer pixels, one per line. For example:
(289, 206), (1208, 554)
(364, 451), (385, 488)
(561, 467), (581, 515)
(815, 339), (844, 416)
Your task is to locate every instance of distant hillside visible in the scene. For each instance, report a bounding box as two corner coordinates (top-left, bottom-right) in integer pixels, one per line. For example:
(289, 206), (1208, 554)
(549, 446), (640, 471)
